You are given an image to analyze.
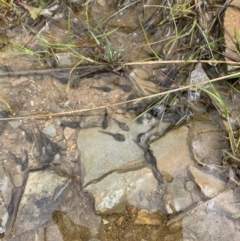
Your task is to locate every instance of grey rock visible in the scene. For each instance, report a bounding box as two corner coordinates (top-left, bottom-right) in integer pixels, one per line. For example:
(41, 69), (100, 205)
(185, 180), (195, 192)
(77, 121), (153, 186)
(8, 120), (21, 129)
(63, 127), (75, 140)
(13, 174), (23, 187)
(13, 170), (70, 236)
(164, 179), (193, 214)
(18, 110), (31, 116)
(58, 184), (101, 236)
(42, 124), (57, 137)
(84, 167), (160, 214)
(124, 232), (133, 238)
(189, 113), (228, 168)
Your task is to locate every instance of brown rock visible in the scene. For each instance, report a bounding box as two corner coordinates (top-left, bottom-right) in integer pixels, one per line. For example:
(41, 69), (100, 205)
(224, 0), (240, 70)
(116, 216), (124, 226)
(188, 165), (226, 198)
(134, 209), (161, 225)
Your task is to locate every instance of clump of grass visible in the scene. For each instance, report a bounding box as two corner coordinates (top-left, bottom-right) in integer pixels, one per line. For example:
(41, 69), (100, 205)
(105, 39), (124, 63)
(0, 0), (16, 9)
(199, 83), (240, 160)
(0, 96), (13, 114)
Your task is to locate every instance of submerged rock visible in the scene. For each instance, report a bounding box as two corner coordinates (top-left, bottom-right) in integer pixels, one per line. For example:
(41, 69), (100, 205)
(163, 179), (193, 214)
(151, 126), (194, 177)
(13, 170), (70, 236)
(77, 121), (155, 186)
(84, 167), (162, 214)
(188, 165), (226, 198)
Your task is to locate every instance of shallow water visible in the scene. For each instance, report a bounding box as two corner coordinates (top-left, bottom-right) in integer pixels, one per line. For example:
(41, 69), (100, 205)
(0, 0), (240, 240)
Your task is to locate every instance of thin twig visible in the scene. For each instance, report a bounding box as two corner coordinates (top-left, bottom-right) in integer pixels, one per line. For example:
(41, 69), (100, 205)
(123, 59), (240, 66)
(0, 71), (239, 121)
(0, 64), (107, 77)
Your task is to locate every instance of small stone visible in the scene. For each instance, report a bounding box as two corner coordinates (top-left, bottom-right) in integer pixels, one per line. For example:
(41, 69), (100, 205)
(189, 165), (226, 198)
(168, 219), (183, 232)
(116, 216), (124, 226)
(126, 204), (135, 213)
(52, 153), (61, 163)
(134, 209), (161, 225)
(64, 127), (75, 140)
(67, 140), (75, 148)
(185, 181), (195, 191)
(102, 219), (109, 225)
(164, 179), (193, 214)
(124, 232), (133, 238)
(42, 125), (56, 137)
(13, 174), (23, 187)
(12, 76), (28, 87)
(97, 0), (106, 6)
(8, 120), (21, 129)
(60, 141), (67, 150)
(18, 111), (31, 116)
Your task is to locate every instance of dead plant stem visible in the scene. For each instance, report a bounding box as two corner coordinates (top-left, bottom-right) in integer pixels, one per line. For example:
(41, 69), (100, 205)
(0, 71), (240, 121)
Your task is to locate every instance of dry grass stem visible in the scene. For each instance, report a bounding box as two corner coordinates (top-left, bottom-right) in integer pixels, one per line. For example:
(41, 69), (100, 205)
(0, 71), (239, 121)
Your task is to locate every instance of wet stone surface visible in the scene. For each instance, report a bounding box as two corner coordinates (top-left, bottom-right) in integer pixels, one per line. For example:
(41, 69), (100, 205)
(0, 0), (240, 240)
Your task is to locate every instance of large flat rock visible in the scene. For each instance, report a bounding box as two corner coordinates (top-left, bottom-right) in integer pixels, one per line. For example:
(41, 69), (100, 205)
(84, 167), (161, 214)
(77, 120), (158, 186)
(151, 126), (193, 177)
(13, 170), (70, 236)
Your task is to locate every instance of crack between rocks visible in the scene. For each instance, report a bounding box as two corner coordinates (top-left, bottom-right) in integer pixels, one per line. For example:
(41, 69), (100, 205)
(82, 160), (146, 189)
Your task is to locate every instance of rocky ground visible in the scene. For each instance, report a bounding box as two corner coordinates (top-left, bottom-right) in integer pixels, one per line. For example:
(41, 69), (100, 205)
(0, 0), (240, 241)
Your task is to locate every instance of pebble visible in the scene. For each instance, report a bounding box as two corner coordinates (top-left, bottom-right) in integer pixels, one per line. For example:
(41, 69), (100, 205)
(185, 180), (195, 191)
(52, 153), (61, 163)
(189, 165), (226, 198)
(97, 0), (106, 6)
(64, 127), (75, 140)
(102, 219), (109, 225)
(12, 76), (28, 87)
(8, 120), (21, 129)
(134, 209), (161, 225)
(124, 232), (133, 238)
(13, 174), (23, 187)
(116, 216), (124, 226)
(42, 124), (56, 137)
